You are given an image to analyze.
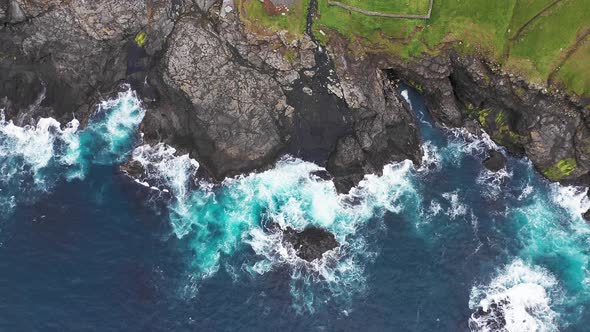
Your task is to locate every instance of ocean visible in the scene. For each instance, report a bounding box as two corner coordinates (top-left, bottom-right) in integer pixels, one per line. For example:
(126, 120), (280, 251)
(0, 87), (588, 331)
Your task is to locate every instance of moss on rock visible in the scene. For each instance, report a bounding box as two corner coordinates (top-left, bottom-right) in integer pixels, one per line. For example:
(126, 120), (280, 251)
(543, 158), (577, 181)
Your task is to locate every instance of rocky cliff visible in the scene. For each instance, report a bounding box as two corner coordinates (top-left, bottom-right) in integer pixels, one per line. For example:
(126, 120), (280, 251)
(1, 0), (588, 192)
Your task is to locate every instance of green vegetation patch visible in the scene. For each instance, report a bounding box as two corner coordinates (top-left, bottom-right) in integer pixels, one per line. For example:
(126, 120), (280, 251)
(239, 0), (590, 97)
(134, 31), (148, 47)
(238, 0), (310, 40)
(464, 107), (491, 127)
(464, 108), (523, 147)
(543, 158), (577, 181)
(492, 110), (523, 146)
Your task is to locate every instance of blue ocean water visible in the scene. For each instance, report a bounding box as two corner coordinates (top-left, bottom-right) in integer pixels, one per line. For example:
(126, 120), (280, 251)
(0, 86), (589, 331)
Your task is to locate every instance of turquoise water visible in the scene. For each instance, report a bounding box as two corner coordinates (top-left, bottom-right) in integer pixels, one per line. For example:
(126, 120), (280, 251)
(0, 86), (589, 331)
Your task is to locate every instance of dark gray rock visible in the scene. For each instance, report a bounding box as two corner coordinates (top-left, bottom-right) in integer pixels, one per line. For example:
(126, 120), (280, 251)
(161, 15), (289, 179)
(483, 150), (507, 172)
(470, 299), (509, 331)
(449, 53), (590, 182)
(120, 160), (145, 177)
(383, 53), (464, 127)
(327, 37), (423, 192)
(8, 0), (25, 23)
(0, 0), (184, 126)
(282, 226), (339, 262)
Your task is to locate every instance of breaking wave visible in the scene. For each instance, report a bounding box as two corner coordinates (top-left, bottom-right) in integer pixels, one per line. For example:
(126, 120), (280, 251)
(0, 89), (144, 217)
(469, 259), (561, 332)
(130, 146), (422, 311)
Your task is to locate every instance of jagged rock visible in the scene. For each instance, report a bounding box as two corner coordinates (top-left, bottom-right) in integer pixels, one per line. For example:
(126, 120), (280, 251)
(483, 150), (507, 172)
(582, 209), (590, 222)
(161, 15), (288, 179)
(282, 226), (339, 262)
(194, 0), (218, 11)
(328, 135), (367, 193)
(2, 0), (588, 197)
(12, 0), (62, 18)
(0, 0), (7, 21)
(8, 0), (25, 23)
(0, 0), (183, 125)
(120, 160), (145, 177)
(327, 40), (422, 192)
(310, 169), (332, 181)
(464, 119), (483, 136)
(384, 53), (463, 127)
(470, 299), (509, 331)
(449, 54), (590, 182)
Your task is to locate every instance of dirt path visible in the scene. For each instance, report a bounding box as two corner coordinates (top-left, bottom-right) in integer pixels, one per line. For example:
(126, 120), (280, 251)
(327, 0), (433, 19)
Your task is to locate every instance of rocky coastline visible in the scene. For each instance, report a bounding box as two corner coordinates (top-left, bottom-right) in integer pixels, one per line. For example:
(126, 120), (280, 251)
(2, 0), (589, 194)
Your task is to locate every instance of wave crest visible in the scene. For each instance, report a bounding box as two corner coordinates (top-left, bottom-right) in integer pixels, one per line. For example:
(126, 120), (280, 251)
(469, 259), (561, 332)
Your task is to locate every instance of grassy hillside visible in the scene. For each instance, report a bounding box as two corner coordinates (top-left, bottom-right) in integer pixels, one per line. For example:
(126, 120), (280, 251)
(334, 0), (431, 15)
(239, 0), (590, 97)
(237, 0), (310, 40)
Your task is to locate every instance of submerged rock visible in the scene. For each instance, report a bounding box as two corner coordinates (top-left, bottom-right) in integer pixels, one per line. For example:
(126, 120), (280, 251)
(120, 160), (145, 178)
(483, 150), (507, 172)
(281, 226), (339, 262)
(470, 299), (509, 331)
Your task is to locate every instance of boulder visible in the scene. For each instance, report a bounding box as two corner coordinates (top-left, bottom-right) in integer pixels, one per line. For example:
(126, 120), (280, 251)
(120, 160), (145, 177)
(282, 226), (339, 262)
(483, 150), (507, 172)
(470, 299), (509, 331)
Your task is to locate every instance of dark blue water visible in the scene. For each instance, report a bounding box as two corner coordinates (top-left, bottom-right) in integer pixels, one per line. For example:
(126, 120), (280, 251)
(0, 87), (589, 331)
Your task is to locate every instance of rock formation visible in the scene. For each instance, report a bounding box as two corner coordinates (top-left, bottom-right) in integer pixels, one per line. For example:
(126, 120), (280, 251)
(0, 0), (588, 192)
(483, 150), (507, 172)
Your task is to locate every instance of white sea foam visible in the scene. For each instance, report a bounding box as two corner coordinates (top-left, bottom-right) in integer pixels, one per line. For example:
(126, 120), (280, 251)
(549, 185), (590, 223)
(518, 184), (533, 201)
(442, 191), (468, 219)
(0, 111), (80, 175)
(400, 88), (431, 127)
(0, 88), (145, 216)
(446, 128), (499, 162)
(131, 149), (419, 310)
(131, 143), (199, 200)
(469, 259), (561, 332)
(418, 141), (442, 173)
(477, 166), (512, 199)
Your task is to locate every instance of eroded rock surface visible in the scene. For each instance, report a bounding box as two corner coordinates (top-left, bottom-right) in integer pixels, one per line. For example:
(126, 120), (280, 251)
(483, 150), (507, 172)
(1, 0), (587, 194)
(282, 226), (339, 262)
(162, 15), (288, 179)
(327, 37), (423, 192)
(450, 54), (590, 182)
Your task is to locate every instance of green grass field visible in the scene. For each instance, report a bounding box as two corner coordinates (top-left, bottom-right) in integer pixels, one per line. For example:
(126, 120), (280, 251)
(238, 0), (310, 40)
(239, 0), (590, 97)
(335, 0), (431, 15)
